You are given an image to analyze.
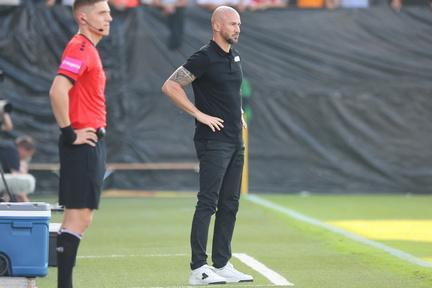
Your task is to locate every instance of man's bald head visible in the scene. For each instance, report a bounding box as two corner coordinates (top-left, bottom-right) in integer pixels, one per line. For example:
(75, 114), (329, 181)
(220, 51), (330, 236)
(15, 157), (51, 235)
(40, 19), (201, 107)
(211, 6), (240, 25)
(211, 6), (241, 47)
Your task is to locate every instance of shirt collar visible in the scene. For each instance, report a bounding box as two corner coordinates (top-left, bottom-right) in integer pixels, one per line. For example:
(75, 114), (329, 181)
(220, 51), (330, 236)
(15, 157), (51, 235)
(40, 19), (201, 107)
(77, 34), (96, 47)
(209, 40), (231, 57)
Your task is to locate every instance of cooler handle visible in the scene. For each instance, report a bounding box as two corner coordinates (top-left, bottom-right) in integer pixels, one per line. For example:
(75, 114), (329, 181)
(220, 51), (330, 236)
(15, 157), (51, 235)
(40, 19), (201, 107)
(12, 221), (33, 228)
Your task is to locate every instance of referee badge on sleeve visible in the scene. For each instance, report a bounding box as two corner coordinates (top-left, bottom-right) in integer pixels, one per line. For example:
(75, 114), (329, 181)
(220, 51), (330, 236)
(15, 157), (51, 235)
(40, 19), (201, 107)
(234, 56), (240, 62)
(60, 56), (83, 74)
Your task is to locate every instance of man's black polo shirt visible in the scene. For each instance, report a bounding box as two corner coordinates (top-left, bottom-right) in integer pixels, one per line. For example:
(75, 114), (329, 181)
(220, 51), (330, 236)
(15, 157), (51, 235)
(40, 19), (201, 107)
(183, 40), (243, 144)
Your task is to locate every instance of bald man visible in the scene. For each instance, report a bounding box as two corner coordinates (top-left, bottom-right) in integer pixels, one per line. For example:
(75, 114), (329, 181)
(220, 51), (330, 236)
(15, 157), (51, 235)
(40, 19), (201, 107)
(162, 5), (253, 285)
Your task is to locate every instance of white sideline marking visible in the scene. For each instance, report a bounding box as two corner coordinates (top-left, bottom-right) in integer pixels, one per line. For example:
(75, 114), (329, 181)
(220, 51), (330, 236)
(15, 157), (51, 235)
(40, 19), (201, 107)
(233, 253), (294, 286)
(143, 283), (282, 288)
(245, 194), (432, 268)
(78, 253), (188, 259)
(135, 286), (282, 288)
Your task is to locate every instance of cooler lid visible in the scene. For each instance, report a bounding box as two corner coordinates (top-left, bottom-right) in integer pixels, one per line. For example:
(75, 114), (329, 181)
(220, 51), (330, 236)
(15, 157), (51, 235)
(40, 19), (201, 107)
(0, 202), (51, 217)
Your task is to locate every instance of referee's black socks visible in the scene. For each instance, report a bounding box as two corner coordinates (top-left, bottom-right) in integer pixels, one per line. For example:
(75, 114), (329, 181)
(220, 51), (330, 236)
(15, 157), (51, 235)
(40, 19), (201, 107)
(57, 229), (82, 288)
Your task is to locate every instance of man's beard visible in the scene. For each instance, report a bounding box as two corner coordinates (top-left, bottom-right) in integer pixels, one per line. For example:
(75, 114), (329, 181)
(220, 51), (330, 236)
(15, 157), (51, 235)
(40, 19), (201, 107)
(224, 33), (239, 45)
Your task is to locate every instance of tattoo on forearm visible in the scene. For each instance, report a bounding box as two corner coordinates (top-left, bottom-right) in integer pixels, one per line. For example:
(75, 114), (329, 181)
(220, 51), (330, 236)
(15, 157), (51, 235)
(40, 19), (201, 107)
(169, 66), (196, 87)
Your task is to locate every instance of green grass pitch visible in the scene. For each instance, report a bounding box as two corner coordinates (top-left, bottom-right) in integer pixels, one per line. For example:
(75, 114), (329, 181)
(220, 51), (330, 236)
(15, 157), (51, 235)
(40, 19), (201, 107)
(33, 193), (432, 288)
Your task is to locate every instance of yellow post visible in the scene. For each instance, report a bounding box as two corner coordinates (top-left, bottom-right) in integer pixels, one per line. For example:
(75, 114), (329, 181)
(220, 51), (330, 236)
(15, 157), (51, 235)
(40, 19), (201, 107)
(241, 127), (249, 195)
(240, 77), (251, 195)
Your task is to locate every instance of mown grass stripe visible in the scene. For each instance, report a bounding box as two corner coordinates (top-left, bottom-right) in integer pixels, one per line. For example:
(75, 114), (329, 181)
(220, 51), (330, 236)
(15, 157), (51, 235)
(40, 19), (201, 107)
(77, 254), (189, 259)
(245, 194), (432, 268)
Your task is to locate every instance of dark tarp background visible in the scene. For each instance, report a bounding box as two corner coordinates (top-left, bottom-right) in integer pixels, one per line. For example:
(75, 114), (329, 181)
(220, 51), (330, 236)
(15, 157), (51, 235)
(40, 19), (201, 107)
(1, 1), (432, 195)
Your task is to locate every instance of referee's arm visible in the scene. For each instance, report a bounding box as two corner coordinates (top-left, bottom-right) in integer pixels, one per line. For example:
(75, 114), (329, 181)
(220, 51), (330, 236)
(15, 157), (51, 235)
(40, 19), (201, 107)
(49, 75), (73, 129)
(49, 75), (98, 146)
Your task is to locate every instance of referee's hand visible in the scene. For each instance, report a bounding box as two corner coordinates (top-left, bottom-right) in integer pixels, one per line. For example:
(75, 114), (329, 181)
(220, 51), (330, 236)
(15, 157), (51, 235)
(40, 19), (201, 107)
(74, 127), (98, 146)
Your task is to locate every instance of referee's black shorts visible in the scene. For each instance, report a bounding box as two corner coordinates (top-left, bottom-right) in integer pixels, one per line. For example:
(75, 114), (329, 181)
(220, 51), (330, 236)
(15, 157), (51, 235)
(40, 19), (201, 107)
(58, 136), (106, 210)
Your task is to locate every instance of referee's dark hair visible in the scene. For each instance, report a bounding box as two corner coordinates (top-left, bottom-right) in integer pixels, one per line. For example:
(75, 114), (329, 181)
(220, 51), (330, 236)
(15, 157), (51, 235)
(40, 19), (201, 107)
(73, 0), (107, 15)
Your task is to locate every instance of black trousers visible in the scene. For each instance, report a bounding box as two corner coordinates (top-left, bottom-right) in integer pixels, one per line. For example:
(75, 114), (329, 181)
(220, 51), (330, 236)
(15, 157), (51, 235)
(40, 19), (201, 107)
(190, 139), (245, 270)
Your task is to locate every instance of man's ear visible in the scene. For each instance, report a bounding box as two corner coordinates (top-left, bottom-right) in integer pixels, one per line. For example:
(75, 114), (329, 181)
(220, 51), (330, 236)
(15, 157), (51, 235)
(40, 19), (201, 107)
(76, 11), (87, 25)
(213, 22), (221, 32)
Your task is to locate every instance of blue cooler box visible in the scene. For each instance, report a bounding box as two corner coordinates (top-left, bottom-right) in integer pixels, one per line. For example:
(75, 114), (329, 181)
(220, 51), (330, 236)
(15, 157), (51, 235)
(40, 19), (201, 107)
(0, 202), (51, 277)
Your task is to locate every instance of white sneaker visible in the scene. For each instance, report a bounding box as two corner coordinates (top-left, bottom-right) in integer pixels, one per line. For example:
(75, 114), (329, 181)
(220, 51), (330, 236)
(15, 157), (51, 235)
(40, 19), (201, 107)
(212, 262), (253, 283)
(189, 264), (227, 285)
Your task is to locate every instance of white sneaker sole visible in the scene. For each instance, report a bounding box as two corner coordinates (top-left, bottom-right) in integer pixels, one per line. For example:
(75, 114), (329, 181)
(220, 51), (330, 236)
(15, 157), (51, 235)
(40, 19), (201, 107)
(189, 280), (226, 285)
(226, 278), (253, 283)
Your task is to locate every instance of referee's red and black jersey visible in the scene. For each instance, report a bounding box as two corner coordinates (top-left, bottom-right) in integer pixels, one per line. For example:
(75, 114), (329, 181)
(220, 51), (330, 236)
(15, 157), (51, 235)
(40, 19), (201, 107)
(183, 40), (243, 144)
(56, 34), (106, 130)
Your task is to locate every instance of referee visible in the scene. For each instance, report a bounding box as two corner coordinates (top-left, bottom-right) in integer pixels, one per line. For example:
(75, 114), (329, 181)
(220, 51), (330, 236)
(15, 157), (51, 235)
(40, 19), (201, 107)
(162, 6), (253, 285)
(49, 0), (112, 287)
